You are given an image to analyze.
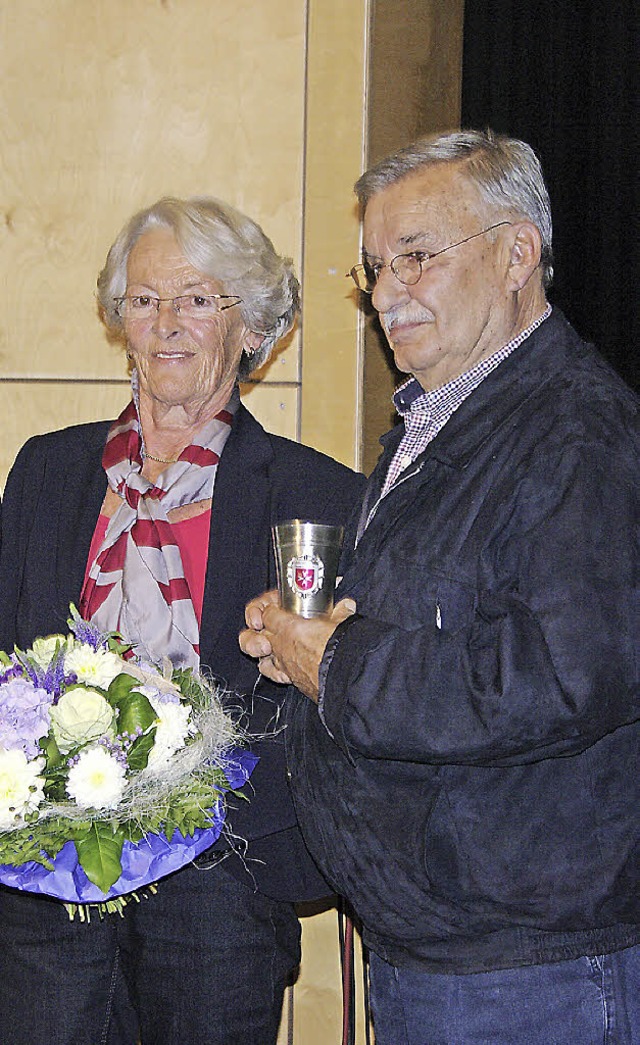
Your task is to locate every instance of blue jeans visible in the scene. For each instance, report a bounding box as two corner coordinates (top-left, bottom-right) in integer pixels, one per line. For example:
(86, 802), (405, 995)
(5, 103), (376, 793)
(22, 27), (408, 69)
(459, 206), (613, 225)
(0, 862), (300, 1045)
(369, 944), (640, 1045)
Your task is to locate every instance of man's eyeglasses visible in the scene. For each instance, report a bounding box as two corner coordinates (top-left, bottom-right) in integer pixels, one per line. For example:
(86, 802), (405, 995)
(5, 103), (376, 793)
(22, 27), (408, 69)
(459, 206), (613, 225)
(347, 221), (512, 293)
(114, 293), (242, 320)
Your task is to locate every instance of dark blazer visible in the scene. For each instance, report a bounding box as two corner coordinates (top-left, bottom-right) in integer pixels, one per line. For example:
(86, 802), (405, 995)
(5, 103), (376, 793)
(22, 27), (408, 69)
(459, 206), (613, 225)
(0, 402), (365, 901)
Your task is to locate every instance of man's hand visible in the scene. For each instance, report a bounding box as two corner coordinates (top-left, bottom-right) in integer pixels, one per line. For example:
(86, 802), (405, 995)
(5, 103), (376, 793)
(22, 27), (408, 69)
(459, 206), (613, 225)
(240, 590), (356, 702)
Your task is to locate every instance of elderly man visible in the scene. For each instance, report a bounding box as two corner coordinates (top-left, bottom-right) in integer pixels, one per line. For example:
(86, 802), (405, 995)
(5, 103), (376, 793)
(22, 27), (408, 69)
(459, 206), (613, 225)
(240, 130), (639, 1044)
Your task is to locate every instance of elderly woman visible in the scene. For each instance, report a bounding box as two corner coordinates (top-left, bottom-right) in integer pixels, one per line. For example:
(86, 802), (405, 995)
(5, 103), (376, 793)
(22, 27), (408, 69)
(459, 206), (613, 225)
(0, 197), (364, 1045)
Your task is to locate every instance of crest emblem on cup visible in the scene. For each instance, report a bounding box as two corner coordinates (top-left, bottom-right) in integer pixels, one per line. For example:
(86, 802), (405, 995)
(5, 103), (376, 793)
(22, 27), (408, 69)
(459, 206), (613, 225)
(272, 520), (343, 617)
(287, 554), (325, 598)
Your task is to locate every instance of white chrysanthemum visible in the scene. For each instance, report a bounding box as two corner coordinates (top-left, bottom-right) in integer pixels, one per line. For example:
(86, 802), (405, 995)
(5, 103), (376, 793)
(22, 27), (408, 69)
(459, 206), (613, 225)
(50, 688), (115, 754)
(66, 745), (127, 809)
(64, 644), (123, 690)
(146, 697), (196, 770)
(0, 748), (45, 829)
(28, 634), (68, 669)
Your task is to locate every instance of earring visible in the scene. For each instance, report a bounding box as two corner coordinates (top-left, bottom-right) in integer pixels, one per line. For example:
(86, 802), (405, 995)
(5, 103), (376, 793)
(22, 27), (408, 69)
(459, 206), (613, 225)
(244, 346), (256, 357)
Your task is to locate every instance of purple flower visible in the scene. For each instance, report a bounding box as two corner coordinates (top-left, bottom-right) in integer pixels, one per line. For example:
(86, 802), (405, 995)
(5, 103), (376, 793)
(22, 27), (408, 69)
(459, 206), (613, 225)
(0, 677), (53, 758)
(14, 644), (68, 699)
(67, 602), (120, 653)
(0, 662), (24, 685)
(68, 616), (104, 652)
(41, 649), (69, 699)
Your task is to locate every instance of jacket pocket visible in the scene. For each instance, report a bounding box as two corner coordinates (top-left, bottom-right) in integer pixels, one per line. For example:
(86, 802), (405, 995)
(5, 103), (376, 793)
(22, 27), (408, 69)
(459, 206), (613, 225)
(387, 554), (477, 635)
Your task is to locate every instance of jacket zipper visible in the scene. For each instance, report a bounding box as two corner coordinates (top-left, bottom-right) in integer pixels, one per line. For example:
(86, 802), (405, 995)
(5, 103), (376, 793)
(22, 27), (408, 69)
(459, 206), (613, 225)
(356, 461), (425, 546)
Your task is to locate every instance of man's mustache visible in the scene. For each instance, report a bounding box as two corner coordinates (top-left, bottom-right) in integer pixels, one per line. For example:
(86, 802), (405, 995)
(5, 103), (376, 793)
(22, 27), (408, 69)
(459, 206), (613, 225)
(381, 305), (434, 335)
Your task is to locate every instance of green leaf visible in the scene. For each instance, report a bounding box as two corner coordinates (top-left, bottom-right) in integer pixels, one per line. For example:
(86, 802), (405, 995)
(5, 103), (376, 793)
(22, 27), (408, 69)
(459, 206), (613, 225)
(116, 690), (157, 736)
(127, 726), (156, 771)
(74, 822), (125, 893)
(43, 777), (68, 803)
(40, 732), (63, 770)
(107, 635), (135, 657)
(119, 819), (146, 845)
(171, 668), (209, 710)
(105, 672), (139, 706)
(164, 819), (179, 842)
(42, 746), (70, 800)
(226, 788), (250, 803)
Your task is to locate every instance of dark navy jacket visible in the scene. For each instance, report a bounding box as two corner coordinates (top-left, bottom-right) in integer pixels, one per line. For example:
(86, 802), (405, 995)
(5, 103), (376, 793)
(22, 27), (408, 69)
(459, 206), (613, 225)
(0, 402), (365, 902)
(286, 310), (639, 971)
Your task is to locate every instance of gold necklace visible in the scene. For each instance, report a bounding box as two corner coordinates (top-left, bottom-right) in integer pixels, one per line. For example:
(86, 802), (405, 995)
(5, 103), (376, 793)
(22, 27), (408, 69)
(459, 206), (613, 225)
(142, 450), (180, 464)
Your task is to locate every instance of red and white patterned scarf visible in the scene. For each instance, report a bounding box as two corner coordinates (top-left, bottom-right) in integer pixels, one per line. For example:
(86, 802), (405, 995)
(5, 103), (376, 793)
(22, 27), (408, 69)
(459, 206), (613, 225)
(81, 377), (237, 670)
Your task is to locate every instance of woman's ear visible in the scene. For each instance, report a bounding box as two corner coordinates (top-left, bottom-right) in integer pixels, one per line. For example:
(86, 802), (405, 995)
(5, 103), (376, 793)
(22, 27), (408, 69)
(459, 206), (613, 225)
(507, 221), (543, 291)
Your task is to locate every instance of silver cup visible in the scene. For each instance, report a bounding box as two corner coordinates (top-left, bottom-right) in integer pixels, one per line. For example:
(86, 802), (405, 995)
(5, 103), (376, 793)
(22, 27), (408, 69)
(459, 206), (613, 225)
(271, 519), (344, 617)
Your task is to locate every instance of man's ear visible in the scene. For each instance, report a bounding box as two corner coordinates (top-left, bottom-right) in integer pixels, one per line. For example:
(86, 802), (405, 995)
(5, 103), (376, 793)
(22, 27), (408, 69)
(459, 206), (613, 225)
(506, 221), (543, 291)
(243, 330), (266, 356)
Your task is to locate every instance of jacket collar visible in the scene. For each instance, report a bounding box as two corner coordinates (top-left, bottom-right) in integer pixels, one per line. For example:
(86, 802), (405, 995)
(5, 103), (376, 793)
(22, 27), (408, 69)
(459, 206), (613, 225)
(379, 308), (583, 474)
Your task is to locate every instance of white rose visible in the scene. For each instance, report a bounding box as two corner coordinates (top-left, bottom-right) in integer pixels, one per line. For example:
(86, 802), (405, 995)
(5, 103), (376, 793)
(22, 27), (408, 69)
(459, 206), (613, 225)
(50, 689), (115, 754)
(64, 644), (124, 690)
(146, 696), (196, 771)
(0, 748), (45, 829)
(28, 635), (68, 669)
(66, 745), (126, 809)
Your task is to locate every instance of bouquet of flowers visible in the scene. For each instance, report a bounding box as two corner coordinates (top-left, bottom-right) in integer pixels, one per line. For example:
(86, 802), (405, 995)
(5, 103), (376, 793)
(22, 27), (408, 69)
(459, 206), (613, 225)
(0, 606), (256, 914)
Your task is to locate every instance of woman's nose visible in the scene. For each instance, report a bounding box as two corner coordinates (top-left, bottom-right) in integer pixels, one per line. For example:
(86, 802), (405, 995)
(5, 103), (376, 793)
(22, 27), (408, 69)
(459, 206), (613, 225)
(153, 299), (182, 337)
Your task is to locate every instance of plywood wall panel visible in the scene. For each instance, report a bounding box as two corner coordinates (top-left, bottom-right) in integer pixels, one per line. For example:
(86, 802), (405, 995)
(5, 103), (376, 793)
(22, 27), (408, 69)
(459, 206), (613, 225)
(0, 0), (305, 380)
(0, 381), (130, 483)
(239, 382), (299, 441)
(300, 0), (369, 470)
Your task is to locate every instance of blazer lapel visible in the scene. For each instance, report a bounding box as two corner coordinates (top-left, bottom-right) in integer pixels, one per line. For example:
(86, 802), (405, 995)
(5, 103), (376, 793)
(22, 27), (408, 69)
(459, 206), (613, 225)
(55, 423), (109, 614)
(199, 405), (274, 668)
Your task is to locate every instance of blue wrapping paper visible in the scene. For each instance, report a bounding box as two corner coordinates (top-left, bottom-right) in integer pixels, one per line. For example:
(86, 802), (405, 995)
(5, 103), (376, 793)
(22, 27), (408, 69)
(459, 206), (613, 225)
(0, 748), (258, 903)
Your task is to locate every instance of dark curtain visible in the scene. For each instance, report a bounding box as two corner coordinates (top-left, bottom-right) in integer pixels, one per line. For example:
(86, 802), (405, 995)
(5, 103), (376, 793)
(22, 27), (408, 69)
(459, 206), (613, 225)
(461, 0), (638, 390)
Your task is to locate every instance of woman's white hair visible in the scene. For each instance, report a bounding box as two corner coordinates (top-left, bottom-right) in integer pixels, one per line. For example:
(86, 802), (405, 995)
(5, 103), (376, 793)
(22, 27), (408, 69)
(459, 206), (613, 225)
(355, 128), (554, 288)
(97, 196), (300, 377)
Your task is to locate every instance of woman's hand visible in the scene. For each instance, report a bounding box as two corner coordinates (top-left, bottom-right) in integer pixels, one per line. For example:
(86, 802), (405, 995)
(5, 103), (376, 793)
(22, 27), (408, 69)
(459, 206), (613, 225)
(240, 592), (356, 702)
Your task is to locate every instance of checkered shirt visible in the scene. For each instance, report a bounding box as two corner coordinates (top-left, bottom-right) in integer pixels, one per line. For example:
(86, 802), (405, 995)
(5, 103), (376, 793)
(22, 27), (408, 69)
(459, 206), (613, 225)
(381, 306), (552, 498)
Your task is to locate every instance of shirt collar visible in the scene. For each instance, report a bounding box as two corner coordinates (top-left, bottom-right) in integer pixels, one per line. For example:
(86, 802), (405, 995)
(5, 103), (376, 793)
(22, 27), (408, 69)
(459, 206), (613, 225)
(393, 304), (552, 417)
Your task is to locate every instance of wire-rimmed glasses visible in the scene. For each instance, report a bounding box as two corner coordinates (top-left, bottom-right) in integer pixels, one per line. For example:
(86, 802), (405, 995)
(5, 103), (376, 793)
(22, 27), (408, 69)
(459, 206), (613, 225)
(114, 293), (243, 320)
(347, 222), (512, 293)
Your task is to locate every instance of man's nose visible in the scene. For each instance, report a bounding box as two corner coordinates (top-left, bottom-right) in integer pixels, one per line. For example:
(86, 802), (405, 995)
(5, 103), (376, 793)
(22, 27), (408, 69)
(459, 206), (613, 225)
(371, 265), (410, 314)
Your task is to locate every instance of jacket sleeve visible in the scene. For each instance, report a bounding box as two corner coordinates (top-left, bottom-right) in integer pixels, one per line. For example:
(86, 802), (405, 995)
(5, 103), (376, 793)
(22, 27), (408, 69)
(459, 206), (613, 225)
(319, 427), (639, 767)
(0, 436), (48, 651)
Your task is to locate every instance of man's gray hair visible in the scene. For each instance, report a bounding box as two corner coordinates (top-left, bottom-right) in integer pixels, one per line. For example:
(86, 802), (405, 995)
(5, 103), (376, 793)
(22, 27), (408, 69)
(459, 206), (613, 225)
(355, 129), (554, 288)
(97, 196), (299, 377)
